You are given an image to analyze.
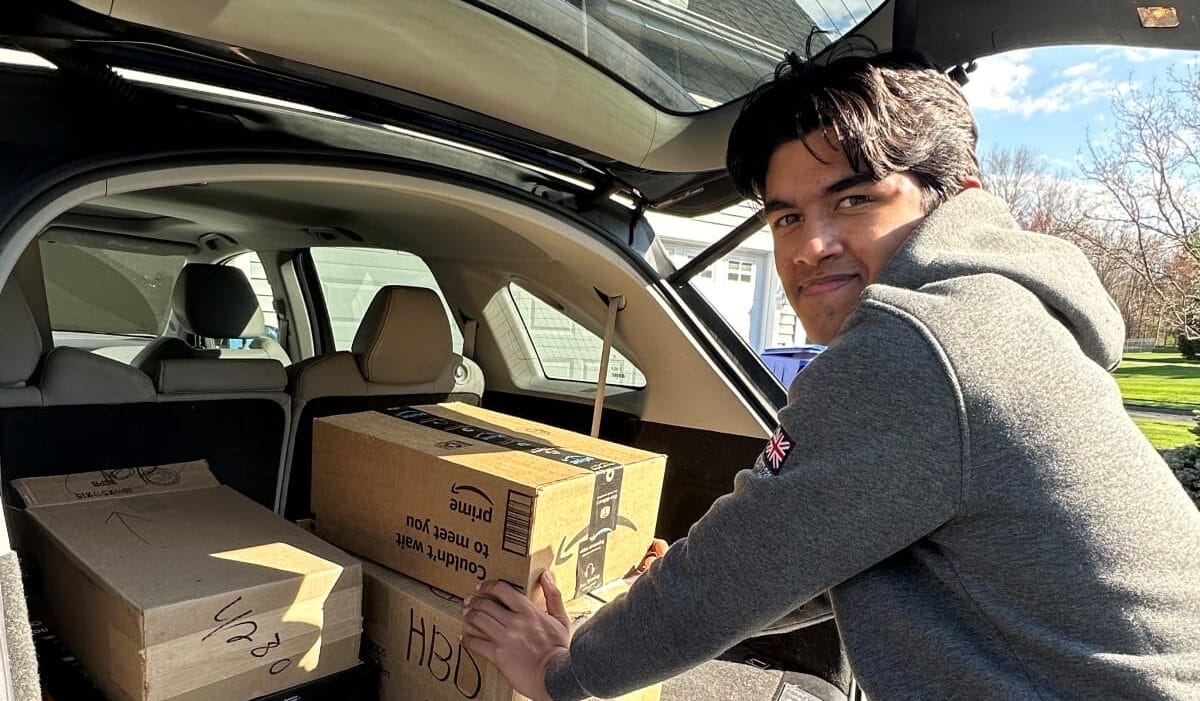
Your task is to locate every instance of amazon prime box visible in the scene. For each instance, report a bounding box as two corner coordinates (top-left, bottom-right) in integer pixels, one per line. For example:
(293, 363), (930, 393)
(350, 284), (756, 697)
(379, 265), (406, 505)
(11, 461), (362, 701)
(312, 403), (665, 599)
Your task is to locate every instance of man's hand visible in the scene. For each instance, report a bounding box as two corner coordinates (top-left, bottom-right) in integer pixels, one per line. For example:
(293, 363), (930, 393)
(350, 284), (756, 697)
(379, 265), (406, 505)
(627, 538), (669, 580)
(462, 571), (570, 701)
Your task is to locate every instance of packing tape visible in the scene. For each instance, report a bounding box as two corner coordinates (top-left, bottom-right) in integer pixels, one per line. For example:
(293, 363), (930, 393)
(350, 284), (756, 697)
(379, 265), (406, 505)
(380, 407), (623, 473)
(575, 466), (624, 597)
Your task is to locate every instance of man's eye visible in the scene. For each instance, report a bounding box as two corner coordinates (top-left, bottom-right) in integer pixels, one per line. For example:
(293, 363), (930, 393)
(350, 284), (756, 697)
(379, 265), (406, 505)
(837, 195), (873, 209)
(774, 213), (801, 228)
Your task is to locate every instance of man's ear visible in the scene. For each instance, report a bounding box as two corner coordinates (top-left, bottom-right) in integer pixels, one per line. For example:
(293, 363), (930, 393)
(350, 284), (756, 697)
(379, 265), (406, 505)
(959, 176), (983, 192)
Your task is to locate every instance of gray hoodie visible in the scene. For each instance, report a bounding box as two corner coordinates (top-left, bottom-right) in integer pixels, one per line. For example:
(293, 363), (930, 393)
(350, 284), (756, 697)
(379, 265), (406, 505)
(545, 189), (1200, 700)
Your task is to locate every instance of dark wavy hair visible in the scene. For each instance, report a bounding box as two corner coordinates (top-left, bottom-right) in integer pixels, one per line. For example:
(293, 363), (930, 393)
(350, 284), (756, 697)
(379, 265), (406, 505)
(727, 49), (980, 212)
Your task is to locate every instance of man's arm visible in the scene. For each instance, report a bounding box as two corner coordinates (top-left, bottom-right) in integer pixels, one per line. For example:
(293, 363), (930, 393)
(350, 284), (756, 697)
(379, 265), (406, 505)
(545, 304), (968, 700)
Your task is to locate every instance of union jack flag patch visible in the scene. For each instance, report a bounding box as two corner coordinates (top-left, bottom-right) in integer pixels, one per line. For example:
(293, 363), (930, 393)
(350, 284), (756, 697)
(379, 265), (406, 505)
(754, 426), (794, 476)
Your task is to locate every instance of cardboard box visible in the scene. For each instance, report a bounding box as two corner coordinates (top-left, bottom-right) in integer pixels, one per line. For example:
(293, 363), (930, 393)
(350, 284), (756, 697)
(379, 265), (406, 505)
(13, 461), (363, 701)
(32, 610), (376, 701)
(312, 403), (666, 600)
(361, 560), (660, 701)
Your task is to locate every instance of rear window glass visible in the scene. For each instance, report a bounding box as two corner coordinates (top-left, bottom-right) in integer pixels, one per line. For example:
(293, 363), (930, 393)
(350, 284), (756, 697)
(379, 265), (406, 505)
(39, 240), (184, 336)
(474, 0), (885, 112)
(311, 247), (463, 352)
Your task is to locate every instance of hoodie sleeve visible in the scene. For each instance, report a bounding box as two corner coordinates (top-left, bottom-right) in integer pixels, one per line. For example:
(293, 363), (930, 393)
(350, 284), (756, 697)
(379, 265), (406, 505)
(545, 302), (967, 700)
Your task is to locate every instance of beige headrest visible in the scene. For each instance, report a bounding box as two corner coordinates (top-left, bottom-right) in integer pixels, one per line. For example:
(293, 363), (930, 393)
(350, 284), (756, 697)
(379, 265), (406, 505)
(40, 347), (156, 405)
(172, 263), (264, 339)
(0, 282), (43, 387)
(352, 286), (452, 385)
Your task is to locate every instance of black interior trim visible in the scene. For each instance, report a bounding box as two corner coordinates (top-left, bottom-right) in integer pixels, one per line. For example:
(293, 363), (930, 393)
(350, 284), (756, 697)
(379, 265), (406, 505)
(0, 400), (285, 510)
(481, 391), (641, 444)
(631, 421), (765, 541)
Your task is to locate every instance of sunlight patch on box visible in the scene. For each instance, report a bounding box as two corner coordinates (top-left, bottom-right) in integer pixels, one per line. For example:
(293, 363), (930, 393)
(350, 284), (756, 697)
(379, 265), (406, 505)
(211, 542), (344, 672)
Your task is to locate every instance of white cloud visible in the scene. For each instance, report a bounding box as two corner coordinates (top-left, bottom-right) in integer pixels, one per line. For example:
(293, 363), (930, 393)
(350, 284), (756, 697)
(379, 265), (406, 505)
(963, 52), (1128, 117)
(1121, 48), (1172, 63)
(1114, 80), (1139, 96)
(1060, 62), (1099, 78)
(961, 54), (1048, 114)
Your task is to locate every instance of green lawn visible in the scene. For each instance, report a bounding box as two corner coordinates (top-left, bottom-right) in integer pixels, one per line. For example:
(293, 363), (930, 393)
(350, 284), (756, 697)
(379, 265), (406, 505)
(1133, 418), (1196, 450)
(1113, 350), (1200, 412)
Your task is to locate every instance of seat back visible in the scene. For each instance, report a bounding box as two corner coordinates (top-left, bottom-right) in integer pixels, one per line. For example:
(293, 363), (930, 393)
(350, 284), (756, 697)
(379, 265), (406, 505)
(148, 356), (291, 508)
(0, 281), (43, 408)
(0, 397), (288, 510)
(283, 285), (484, 518)
(134, 263), (289, 374)
(1, 269), (291, 512)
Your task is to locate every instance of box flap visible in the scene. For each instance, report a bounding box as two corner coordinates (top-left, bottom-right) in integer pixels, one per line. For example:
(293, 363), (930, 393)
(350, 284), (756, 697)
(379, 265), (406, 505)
(12, 461), (219, 508)
(25, 485), (360, 611)
(423, 402), (664, 465)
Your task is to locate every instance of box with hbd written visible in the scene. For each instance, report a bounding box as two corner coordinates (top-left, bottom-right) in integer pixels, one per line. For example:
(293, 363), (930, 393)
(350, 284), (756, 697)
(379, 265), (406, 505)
(11, 461), (363, 701)
(361, 559), (660, 701)
(311, 403), (666, 599)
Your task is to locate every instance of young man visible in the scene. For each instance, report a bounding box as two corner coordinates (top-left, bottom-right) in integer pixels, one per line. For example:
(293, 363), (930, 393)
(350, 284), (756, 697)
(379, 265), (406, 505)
(462, 51), (1200, 700)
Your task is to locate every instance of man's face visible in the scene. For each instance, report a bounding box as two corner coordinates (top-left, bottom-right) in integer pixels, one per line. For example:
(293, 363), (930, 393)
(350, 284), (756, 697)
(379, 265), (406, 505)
(764, 135), (929, 344)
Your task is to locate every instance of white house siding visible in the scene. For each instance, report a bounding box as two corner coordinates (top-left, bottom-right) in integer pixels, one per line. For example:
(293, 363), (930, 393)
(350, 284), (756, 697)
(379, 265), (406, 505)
(227, 252), (279, 334)
(649, 202), (806, 352)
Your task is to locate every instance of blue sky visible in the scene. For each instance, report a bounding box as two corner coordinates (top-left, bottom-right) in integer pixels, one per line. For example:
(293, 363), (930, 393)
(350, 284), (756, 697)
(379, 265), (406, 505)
(961, 45), (1200, 172)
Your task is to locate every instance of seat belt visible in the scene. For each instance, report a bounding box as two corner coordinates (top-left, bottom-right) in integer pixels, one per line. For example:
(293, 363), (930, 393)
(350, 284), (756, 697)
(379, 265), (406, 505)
(590, 294), (624, 438)
(462, 318), (479, 359)
(272, 298), (290, 348)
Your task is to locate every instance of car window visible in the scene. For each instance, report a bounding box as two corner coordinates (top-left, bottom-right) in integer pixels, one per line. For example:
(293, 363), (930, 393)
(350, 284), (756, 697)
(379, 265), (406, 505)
(224, 251), (279, 344)
(508, 283), (646, 388)
(310, 247), (463, 353)
(653, 204), (805, 352)
(39, 239), (185, 337)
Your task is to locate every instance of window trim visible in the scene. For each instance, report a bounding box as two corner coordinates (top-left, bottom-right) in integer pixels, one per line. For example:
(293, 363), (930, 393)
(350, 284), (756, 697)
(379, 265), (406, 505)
(295, 249), (337, 355)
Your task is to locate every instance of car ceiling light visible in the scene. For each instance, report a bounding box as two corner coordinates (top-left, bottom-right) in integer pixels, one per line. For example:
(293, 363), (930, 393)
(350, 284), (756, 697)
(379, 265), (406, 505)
(0, 47), (56, 70)
(1137, 6), (1180, 28)
(112, 67), (349, 118)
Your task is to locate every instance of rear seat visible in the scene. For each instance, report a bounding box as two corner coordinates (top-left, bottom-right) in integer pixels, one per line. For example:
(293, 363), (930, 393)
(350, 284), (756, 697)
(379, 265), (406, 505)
(282, 285), (484, 518)
(0, 281), (157, 409)
(134, 262), (290, 374)
(0, 282), (43, 409)
(0, 279), (290, 511)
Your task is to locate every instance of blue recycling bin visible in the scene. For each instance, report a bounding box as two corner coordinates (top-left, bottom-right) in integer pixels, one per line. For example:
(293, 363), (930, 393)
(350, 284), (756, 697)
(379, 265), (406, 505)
(759, 345), (826, 386)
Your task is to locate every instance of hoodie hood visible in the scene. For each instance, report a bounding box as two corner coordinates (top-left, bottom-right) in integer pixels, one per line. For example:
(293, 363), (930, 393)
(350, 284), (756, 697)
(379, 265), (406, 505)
(876, 188), (1125, 370)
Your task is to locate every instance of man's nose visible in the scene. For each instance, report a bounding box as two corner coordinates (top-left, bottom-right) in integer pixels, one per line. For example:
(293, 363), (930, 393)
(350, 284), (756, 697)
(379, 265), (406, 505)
(790, 224), (843, 267)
